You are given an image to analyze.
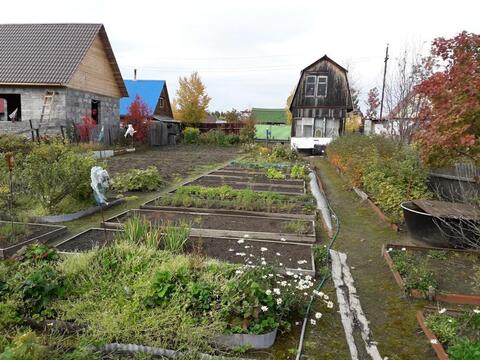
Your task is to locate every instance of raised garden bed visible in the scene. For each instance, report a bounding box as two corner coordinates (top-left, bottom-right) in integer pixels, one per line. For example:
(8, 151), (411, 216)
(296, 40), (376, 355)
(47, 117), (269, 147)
(186, 178), (305, 195)
(416, 307), (480, 360)
(0, 221), (66, 258)
(104, 209), (316, 243)
(30, 198), (125, 223)
(141, 204), (316, 220)
(383, 243), (480, 305)
(54, 229), (314, 276)
(56, 228), (120, 253)
(142, 192), (316, 217)
(188, 236), (315, 276)
(202, 173), (304, 186)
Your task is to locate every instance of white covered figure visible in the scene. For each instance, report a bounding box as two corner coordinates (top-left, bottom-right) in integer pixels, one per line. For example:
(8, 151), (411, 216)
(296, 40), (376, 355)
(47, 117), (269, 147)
(124, 124), (136, 138)
(90, 166), (110, 205)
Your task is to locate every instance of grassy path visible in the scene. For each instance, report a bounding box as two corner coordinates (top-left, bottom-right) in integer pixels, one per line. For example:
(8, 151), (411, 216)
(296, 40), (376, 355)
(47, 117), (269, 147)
(304, 158), (434, 360)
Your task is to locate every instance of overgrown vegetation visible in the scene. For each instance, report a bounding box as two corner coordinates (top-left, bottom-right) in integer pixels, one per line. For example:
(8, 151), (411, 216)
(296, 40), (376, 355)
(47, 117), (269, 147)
(425, 309), (480, 359)
(111, 166), (163, 192)
(328, 134), (432, 223)
(389, 248), (437, 293)
(266, 168), (285, 180)
(182, 127), (241, 146)
(155, 185), (316, 214)
(290, 164), (306, 179)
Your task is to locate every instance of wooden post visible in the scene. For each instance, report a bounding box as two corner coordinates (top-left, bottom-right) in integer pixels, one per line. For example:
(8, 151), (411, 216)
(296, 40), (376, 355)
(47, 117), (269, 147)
(4, 153), (15, 240)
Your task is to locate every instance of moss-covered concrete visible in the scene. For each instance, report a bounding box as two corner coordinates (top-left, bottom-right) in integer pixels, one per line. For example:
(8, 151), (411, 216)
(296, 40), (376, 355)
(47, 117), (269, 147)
(303, 158), (434, 359)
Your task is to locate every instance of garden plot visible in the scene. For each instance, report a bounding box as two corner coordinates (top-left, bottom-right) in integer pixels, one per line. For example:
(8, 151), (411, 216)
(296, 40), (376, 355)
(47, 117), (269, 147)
(187, 177), (305, 195)
(144, 184), (316, 215)
(56, 228), (120, 253)
(103, 209), (316, 243)
(55, 230), (315, 276)
(0, 221), (66, 258)
(190, 236), (315, 276)
(383, 243), (480, 305)
(417, 306), (480, 360)
(201, 173), (304, 186)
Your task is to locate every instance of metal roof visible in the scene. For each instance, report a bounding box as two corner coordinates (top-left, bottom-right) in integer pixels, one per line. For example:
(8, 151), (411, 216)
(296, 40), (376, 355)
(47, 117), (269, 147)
(251, 108), (288, 124)
(0, 23), (127, 96)
(120, 80), (166, 115)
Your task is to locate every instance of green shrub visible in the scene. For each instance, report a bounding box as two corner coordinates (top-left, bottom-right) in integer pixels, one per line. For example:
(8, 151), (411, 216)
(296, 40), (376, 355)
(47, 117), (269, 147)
(0, 134), (33, 154)
(448, 339), (480, 359)
(328, 134), (432, 223)
(199, 130), (239, 146)
(183, 127), (200, 144)
(111, 166), (163, 192)
(266, 168), (286, 179)
(240, 119), (256, 143)
(290, 164), (306, 179)
(269, 144), (298, 162)
(22, 140), (97, 213)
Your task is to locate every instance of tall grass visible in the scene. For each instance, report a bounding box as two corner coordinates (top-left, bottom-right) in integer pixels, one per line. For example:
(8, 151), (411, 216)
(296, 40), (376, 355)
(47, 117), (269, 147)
(161, 221), (191, 253)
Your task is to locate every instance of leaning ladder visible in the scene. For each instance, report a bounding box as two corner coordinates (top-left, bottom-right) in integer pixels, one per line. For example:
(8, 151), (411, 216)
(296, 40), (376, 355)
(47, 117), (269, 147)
(39, 91), (55, 123)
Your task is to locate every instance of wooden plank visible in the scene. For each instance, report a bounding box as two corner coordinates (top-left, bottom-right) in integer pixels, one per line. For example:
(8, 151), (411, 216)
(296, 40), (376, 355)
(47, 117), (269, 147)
(330, 250), (359, 360)
(412, 199), (479, 220)
(189, 228), (315, 244)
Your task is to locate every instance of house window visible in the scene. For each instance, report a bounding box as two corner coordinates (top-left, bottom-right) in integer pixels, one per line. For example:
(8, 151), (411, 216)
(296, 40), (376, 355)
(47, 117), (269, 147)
(295, 118), (314, 137)
(159, 97), (164, 108)
(0, 94), (21, 121)
(317, 76), (328, 97)
(304, 76), (316, 97)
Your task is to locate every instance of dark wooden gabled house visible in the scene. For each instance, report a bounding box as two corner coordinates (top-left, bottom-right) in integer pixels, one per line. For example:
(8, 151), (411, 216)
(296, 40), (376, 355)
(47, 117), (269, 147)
(290, 55), (353, 151)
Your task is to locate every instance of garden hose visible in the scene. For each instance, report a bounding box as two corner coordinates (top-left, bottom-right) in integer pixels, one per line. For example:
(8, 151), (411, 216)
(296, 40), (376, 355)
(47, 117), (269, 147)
(295, 170), (341, 360)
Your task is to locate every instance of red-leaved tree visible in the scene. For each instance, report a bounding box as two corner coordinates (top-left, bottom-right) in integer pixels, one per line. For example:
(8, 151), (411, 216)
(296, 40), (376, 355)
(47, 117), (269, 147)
(365, 87), (380, 120)
(415, 31), (480, 166)
(122, 95), (152, 143)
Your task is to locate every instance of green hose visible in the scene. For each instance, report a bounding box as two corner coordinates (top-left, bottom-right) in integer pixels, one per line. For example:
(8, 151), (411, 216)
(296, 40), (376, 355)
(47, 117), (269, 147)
(295, 170), (340, 360)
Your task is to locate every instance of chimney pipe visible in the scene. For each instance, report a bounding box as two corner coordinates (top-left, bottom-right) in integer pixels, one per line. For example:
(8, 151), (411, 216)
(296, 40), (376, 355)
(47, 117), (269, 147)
(134, 69), (137, 81)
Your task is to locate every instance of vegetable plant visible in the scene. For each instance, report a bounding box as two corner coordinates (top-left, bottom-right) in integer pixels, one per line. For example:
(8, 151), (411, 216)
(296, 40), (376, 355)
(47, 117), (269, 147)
(266, 168), (286, 180)
(111, 166), (162, 192)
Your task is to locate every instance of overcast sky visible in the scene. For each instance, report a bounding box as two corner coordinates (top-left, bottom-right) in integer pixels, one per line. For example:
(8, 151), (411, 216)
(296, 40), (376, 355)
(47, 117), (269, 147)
(3, 0), (479, 112)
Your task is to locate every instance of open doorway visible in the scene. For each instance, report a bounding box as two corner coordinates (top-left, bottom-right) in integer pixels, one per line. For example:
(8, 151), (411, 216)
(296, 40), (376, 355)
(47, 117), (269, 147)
(0, 94), (21, 121)
(91, 100), (100, 124)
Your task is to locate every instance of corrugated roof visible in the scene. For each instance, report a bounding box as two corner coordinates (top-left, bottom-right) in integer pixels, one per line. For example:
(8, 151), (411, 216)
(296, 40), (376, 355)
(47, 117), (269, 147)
(120, 80), (165, 115)
(251, 108), (287, 124)
(0, 23), (128, 96)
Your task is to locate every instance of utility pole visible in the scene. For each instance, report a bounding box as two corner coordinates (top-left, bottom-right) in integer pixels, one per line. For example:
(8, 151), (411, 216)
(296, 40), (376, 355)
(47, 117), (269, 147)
(379, 44), (389, 120)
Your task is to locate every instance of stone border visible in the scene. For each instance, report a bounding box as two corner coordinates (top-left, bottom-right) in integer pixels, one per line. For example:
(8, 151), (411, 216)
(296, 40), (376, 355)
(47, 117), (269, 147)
(30, 198), (125, 223)
(102, 208), (316, 244)
(0, 221), (67, 259)
(383, 243), (480, 305)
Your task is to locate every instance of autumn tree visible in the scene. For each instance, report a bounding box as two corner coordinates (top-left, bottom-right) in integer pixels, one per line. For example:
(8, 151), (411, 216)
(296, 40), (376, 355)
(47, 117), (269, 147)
(122, 95), (152, 143)
(286, 91), (294, 125)
(415, 31), (480, 166)
(224, 108), (241, 123)
(173, 71), (211, 124)
(365, 87), (380, 120)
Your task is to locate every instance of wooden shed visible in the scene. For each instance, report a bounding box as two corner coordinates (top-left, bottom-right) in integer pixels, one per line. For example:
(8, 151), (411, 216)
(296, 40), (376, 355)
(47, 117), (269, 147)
(290, 55), (353, 152)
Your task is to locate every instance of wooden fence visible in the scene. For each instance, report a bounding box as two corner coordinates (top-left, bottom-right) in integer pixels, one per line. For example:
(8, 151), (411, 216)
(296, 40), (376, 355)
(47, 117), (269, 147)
(429, 162), (479, 202)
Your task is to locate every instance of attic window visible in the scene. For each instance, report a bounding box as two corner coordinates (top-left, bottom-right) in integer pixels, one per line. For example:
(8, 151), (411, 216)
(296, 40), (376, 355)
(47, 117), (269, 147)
(305, 76), (316, 97)
(159, 97), (164, 108)
(317, 76), (328, 97)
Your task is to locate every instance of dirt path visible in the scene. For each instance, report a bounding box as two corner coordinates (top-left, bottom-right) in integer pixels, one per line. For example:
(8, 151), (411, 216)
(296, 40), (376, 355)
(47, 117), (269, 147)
(304, 158), (434, 360)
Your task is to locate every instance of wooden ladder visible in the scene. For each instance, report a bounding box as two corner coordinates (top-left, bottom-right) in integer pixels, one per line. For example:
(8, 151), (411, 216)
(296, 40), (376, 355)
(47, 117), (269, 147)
(39, 91), (55, 123)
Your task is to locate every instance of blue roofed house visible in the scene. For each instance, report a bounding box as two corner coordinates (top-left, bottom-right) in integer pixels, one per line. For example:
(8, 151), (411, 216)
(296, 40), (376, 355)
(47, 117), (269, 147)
(120, 79), (174, 121)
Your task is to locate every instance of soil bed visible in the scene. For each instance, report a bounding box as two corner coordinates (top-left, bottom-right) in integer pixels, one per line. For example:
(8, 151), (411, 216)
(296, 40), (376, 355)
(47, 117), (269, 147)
(384, 243), (480, 304)
(202, 171), (304, 187)
(106, 145), (241, 181)
(105, 209), (315, 241)
(188, 236), (314, 275)
(187, 178), (305, 195)
(56, 228), (119, 252)
(147, 193), (315, 215)
(0, 221), (66, 258)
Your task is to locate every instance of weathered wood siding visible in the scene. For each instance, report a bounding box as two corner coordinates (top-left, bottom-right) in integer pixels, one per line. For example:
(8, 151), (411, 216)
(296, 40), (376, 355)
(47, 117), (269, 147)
(67, 34), (122, 98)
(291, 59), (351, 113)
(154, 85), (174, 119)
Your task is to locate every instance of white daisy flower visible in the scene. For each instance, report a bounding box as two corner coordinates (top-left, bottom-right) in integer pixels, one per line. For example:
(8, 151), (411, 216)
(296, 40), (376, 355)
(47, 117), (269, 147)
(261, 306), (268, 312)
(438, 308), (447, 314)
(276, 298), (283, 305)
(265, 289), (272, 296)
(315, 312), (322, 319)
(310, 319), (316, 325)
